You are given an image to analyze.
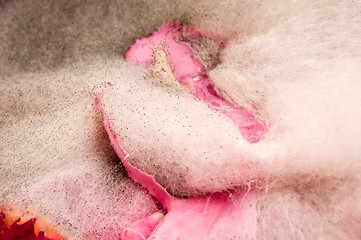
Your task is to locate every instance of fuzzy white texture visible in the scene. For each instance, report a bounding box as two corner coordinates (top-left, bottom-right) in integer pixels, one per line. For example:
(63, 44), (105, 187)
(1, 0), (361, 239)
(208, 0), (361, 183)
(102, 64), (277, 196)
(0, 62), (160, 239)
(206, 1), (361, 238)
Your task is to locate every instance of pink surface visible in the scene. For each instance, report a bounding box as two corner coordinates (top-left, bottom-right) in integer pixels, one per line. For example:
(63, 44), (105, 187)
(148, 191), (257, 240)
(126, 21), (265, 143)
(93, 21), (261, 239)
(122, 212), (164, 240)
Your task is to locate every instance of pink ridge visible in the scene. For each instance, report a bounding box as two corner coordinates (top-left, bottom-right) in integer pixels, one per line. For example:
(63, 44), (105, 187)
(126, 21), (265, 143)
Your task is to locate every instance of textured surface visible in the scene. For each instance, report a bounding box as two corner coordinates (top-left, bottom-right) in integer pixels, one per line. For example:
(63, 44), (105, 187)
(1, 0), (361, 239)
(101, 68), (269, 196)
(95, 86), (258, 239)
(0, 62), (160, 239)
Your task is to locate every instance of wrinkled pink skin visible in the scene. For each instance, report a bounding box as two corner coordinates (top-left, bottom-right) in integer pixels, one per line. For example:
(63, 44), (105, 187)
(94, 22), (262, 239)
(126, 21), (265, 143)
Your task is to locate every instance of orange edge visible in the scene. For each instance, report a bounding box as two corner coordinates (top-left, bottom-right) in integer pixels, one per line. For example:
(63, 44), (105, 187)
(0, 204), (66, 240)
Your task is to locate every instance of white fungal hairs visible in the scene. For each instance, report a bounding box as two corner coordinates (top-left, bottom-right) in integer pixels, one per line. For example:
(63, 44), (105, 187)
(206, 0), (361, 183)
(101, 64), (274, 197)
(1, 0), (361, 239)
(205, 1), (361, 238)
(0, 62), (161, 238)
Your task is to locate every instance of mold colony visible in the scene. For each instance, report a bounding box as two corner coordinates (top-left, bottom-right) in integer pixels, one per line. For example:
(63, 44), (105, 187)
(94, 21), (265, 239)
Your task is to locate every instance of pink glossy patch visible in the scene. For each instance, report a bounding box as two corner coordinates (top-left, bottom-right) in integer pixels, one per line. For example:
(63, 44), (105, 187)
(149, 191), (257, 240)
(126, 21), (265, 143)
